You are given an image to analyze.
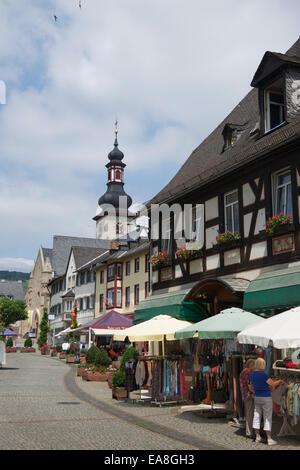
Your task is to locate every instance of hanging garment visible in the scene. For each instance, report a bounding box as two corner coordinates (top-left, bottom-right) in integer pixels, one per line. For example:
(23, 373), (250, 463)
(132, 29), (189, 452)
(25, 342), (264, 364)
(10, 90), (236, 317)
(264, 347), (272, 375)
(146, 360), (153, 387)
(177, 362), (181, 395)
(293, 384), (300, 426)
(151, 360), (160, 400)
(180, 361), (186, 395)
(142, 361), (149, 387)
(135, 361), (146, 388)
(165, 361), (170, 397)
(124, 362), (138, 392)
(287, 383), (294, 417)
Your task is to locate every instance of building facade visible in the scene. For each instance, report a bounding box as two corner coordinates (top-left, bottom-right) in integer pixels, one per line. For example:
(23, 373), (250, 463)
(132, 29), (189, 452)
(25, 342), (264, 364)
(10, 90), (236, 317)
(21, 246), (52, 339)
(92, 240), (150, 319)
(146, 38), (300, 319)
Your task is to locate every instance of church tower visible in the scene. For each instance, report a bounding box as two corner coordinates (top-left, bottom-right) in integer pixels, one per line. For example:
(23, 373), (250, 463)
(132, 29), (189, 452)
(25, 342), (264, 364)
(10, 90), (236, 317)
(94, 124), (135, 240)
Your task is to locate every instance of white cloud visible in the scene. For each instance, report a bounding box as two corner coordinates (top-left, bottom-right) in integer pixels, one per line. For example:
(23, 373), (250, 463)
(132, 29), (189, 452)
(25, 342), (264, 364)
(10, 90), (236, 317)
(0, 257), (34, 272)
(0, 0), (299, 265)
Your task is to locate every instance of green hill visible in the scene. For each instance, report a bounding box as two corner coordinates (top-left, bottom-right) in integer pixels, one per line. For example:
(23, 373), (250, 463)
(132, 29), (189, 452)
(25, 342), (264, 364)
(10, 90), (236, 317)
(0, 271), (30, 282)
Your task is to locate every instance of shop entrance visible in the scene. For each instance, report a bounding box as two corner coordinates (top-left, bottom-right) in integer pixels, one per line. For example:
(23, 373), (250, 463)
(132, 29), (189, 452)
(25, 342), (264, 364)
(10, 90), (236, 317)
(185, 277), (250, 317)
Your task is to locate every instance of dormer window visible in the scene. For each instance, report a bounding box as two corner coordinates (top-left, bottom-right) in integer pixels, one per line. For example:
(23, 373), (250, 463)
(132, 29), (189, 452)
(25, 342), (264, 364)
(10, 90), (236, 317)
(225, 130), (233, 149)
(264, 79), (285, 132)
(222, 124), (247, 152)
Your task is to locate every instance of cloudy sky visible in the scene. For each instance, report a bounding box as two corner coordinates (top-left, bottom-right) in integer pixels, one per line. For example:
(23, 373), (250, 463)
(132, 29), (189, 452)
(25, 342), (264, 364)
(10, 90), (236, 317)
(0, 0), (299, 272)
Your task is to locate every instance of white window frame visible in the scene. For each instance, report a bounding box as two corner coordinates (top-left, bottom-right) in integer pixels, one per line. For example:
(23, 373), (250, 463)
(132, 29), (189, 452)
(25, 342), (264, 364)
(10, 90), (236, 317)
(161, 217), (172, 253)
(224, 189), (239, 233)
(265, 89), (284, 132)
(272, 168), (293, 218)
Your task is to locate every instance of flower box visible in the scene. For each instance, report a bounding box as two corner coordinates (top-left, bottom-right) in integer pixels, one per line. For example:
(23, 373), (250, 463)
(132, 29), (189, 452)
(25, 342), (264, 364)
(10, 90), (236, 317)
(112, 386), (127, 400)
(41, 349), (50, 355)
(66, 356), (76, 363)
(51, 351), (57, 357)
(150, 252), (171, 270)
(265, 214), (293, 236)
(21, 347), (36, 353)
(267, 222), (295, 237)
(218, 239), (243, 252)
(59, 352), (66, 359)
(6, 347), (17, 353)
(77, 367), (86, 377)
(85, 371), (108, 382)
(176, 244), (203, 261)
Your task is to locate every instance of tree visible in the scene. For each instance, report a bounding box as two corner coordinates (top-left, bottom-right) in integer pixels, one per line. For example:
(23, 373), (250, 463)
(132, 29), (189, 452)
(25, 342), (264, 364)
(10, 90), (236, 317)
(37, 307), (49, 348)
(0, 298), (27, 328)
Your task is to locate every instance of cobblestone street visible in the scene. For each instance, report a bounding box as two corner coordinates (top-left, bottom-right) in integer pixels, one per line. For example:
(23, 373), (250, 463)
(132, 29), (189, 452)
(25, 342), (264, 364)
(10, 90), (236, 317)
(1, 352), (300, 451)
(0, 352), (217, 450)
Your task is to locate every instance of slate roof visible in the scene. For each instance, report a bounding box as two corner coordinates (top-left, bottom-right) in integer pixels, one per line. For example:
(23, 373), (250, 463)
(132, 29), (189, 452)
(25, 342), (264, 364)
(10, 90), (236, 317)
(41, 247), (53, 266)
(51, 236), (110, 277)
(150, 38), (300, 205)
(0, 280), (25, 300)
(72, 246), (109, 271)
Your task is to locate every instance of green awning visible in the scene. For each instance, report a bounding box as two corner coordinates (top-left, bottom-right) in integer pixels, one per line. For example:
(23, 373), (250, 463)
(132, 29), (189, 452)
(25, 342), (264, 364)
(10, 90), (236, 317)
(243, 266), (300, 313)
(133, 289), (205, 325)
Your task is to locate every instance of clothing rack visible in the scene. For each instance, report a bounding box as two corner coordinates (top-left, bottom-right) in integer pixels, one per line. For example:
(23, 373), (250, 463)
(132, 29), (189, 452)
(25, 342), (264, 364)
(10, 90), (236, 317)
(125, 356), (187, 407)
(271, 362), (300, 437)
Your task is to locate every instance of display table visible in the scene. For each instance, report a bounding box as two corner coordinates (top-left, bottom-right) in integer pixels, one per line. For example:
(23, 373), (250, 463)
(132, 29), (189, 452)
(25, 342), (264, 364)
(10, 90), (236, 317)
(179, 403), (228, 414)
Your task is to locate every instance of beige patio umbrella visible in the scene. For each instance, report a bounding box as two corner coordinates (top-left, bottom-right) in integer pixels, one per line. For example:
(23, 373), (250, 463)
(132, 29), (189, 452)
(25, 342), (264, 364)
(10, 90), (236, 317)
(113, 315), (192, 355)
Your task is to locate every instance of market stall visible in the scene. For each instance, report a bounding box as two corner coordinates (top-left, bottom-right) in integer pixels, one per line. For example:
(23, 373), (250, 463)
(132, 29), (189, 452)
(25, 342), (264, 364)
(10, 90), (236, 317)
(174, 307), (265, 417)
(66, 310), (132, 348)
(237, 306), (300, 437)
(113, 315), (193, 404)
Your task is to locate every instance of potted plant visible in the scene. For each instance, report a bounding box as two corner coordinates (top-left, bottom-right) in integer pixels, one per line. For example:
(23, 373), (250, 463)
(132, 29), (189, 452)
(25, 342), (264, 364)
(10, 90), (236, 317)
(51, 349), (57, 357)
(66, 351), (76, 363)
(40, 344), (50, 355)
(265, 214), (293, 236)
(6, 337), (16, 353)
(149, 251), (171, 269)
(59, 351), (66, 359)
(84, 349), (112, 381)
(21, 337), (36, 353)
(85, 344), (98, 364)
(55, 344), (62, 353)
(215, 231), (242, 250)
(112, 371), (127, 400)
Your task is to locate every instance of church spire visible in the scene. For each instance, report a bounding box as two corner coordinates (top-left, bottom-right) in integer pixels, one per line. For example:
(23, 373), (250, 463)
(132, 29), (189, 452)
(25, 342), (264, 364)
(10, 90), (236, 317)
(97, 122), (132, 210)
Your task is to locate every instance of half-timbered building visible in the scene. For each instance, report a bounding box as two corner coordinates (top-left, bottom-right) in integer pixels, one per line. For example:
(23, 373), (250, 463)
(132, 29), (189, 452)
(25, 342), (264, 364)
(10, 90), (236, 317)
(145, 38), (300, 321)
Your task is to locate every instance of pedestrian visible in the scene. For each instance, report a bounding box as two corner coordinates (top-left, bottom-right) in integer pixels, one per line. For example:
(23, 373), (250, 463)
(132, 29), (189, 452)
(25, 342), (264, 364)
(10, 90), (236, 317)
(250, 357), (284, 446)
(239, 359), (256, 438)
